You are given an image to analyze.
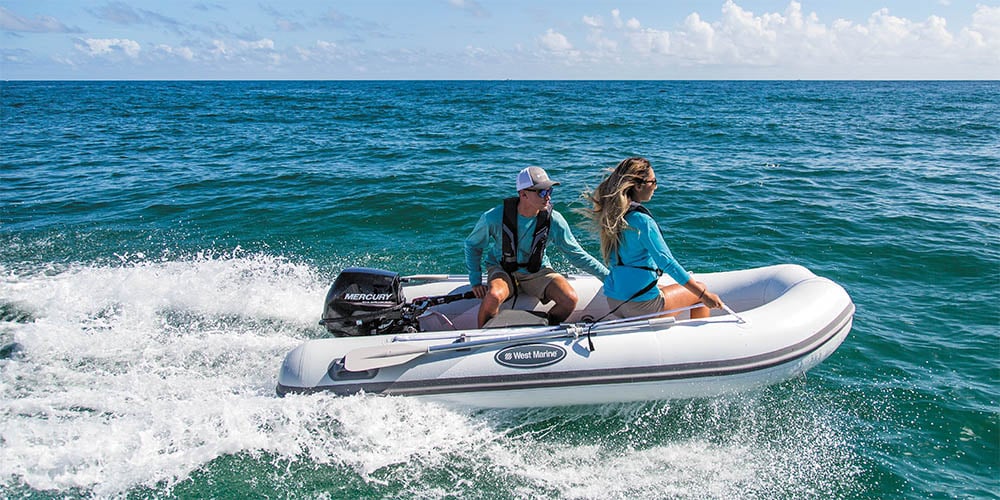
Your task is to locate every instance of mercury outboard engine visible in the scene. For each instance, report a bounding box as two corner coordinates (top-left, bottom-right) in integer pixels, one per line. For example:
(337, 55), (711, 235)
(320, 267), (414, 337)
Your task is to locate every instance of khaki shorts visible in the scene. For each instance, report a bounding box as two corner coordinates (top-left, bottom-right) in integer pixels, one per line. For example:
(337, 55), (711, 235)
(606, 292), (666, 319)
(487, 266), (561, 304)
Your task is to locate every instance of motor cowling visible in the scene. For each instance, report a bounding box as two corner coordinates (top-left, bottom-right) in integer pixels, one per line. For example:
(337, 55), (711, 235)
(321, 267), (414, 337)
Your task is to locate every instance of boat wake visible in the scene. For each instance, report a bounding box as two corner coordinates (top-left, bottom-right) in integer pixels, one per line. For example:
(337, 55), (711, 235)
(0, 253), (861, 497)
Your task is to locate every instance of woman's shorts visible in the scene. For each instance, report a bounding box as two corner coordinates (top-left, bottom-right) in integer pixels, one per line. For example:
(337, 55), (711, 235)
(606, 292), (666, 319)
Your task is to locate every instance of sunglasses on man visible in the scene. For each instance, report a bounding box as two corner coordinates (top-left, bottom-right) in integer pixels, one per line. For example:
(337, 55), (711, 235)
(528, 187), (554, 198)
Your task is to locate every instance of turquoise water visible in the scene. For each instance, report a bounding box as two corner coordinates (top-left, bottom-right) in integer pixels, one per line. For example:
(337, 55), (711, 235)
(1, 80), (997, 498)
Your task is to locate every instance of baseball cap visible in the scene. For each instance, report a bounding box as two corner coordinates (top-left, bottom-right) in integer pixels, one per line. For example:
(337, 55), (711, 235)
(515, 166), (561, 191)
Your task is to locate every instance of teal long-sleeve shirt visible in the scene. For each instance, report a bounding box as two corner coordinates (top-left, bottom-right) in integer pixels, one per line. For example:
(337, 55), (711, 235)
(464, 205), (609, 286)
(603, 208), (692, 302)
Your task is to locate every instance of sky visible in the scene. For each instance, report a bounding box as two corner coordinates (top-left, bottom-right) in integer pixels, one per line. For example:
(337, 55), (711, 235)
(1, 1), (998, 80)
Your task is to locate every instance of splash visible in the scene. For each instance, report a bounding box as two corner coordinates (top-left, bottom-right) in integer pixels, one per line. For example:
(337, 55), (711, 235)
(0, 253), (328, 495)
(0, 253), (860, 498)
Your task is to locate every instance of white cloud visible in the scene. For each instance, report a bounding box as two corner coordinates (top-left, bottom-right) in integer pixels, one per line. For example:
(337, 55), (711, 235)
(293, 40), (373, 70)
(583, 14), (619, 58)
(539, 29), (573, 52)
(8, 0), (996, 79)
(581, 1), (1000, 75)
(211, 39), (230, 58)
(316, 40), (338, 52)
(205, 38), (278, 64)
(241, 39), (275, 51)
(296, 40), (347, 63)
(671, 13), (715, 57)
(464, 45), (485, 58)
(626, 27), (671, 56)
(611, 9), (623, 29)
(714, 0), (780, 64)
(588, 32), (618, 55)
(75, 38), (141, 58)
(965, 4), (1000, 47)
(155, 44), (194, 61)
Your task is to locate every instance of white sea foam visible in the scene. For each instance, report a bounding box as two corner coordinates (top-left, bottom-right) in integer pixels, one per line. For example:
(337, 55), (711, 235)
(0, 254), (324, 494)
(0, 254), (857, 498)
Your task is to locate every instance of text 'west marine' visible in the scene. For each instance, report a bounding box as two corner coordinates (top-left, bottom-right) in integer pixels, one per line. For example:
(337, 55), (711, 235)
(504, 349), (561, 361)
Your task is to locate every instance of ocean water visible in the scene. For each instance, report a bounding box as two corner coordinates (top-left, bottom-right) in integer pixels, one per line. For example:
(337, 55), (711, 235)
(0, 80), (997, 499)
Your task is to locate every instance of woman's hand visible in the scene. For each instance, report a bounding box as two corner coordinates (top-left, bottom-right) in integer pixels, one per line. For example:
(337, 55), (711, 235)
(687, 280), (724, 309)
(700, 290), (723, 309)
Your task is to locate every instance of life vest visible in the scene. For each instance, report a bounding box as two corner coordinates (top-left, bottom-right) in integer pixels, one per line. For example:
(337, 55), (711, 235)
(500, 196), (551, 274)
(589, 203), (665, 330)
(615, 203), (662, 275)
(590, 203), (666, 325)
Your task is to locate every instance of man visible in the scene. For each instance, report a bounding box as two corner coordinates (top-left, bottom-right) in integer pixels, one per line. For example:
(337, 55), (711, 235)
(464, 166), (610, 327)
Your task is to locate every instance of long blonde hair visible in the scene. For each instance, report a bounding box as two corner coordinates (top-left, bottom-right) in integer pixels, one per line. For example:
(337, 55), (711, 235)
(581, 157), (653, 263)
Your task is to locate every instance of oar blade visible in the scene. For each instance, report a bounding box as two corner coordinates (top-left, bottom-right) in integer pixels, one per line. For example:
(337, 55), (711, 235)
(343, 343), (428, 372)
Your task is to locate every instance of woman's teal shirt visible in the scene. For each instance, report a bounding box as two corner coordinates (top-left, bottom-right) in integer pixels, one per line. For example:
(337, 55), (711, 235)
(603, 208), (692, 302)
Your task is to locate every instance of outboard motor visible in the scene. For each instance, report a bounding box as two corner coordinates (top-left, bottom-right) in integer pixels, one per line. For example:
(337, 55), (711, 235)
(320, 267), (413, 337)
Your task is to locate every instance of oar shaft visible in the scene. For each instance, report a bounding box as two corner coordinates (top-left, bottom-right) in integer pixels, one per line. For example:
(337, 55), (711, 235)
(345, 324), (575, 371)
(427, 328), (570, 353)
(720, 303), (747, 324)
(392, 304), (700, 343)
(401, 274), (451, 281)
(594, 303), (702, 327)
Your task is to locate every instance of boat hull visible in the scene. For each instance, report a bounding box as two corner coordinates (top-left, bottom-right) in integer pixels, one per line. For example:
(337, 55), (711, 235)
(277, 264), (854, 408)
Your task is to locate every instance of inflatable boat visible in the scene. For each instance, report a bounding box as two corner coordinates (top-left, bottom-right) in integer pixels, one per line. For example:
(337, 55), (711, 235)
(276, 264), (853, 408)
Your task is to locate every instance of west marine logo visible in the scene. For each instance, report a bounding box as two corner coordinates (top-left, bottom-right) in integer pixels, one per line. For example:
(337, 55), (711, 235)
(495, 343), (566, 369)
(343, 293), (394, 301)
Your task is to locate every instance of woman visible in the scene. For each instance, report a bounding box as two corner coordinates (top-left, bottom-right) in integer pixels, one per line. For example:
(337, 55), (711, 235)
(582, 157), (725, 319)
